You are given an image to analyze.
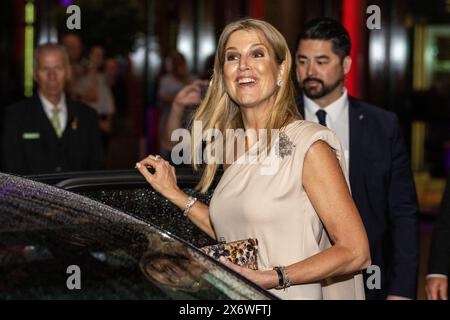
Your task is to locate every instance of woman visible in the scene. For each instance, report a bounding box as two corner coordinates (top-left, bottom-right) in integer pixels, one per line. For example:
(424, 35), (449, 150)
(75, 45), (115, 137)
(136, 18), (370, 299)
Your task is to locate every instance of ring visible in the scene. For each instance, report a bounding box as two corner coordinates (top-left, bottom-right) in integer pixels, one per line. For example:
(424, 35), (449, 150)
(147, 154), (161, 160)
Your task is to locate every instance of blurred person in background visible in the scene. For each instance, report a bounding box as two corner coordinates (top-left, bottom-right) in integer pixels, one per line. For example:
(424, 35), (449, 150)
(75, 45), (115, 144)
(295, 17), (419, 300)
(105, 57), (127, 118)
(158, 51), (196, 110)
(157, 51), (196, 157)
(159, 57), (214, 160)
(61, 33), (86, 99)
(1, 43), (103, 175)
(426, 174), (450, 300)
(159, 80), (208, 159)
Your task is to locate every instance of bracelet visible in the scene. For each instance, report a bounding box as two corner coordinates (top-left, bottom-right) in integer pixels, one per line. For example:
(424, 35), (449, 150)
(273, 266), (291, 290)
(183, 196), (197, 217)
(273, 266), (284, 290)
(280, 266), (291, 289)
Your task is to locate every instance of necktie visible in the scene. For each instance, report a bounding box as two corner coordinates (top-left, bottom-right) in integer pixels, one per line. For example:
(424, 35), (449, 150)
(51, 108), (63, 138)
(316, 109), (327, 127)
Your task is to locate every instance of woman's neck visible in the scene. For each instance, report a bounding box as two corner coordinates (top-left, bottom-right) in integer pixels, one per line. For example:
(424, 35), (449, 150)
(240, 105), (270, 131)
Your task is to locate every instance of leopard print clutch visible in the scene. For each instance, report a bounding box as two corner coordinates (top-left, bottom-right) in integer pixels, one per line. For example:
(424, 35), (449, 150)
(201, 238), (259, 270)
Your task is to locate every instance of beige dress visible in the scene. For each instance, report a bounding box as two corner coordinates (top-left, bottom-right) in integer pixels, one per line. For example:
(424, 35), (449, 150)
(209, 120), (365, 300)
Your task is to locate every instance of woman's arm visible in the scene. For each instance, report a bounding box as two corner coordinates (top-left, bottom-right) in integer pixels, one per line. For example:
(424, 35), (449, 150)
(222, 140), (371, 289)
(288, 140), (371, 281)
(135, 156), (216, 240)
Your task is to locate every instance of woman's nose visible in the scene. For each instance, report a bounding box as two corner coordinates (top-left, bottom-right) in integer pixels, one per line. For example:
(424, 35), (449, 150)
(239, 57), (250, 71)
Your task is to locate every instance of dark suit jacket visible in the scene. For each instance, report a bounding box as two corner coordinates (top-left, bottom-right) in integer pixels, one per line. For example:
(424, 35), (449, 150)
(1, 95), (104, 175)
(428, 175), (450, 278)
(298, 95), (419, 299)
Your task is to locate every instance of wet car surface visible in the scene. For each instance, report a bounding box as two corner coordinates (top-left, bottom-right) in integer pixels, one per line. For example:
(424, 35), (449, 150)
(0, 172), (275, 300)
(34, 167), (220, 248)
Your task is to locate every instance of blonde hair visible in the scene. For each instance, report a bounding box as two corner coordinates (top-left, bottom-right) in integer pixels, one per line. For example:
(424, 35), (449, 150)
(191, 18), (301, 193)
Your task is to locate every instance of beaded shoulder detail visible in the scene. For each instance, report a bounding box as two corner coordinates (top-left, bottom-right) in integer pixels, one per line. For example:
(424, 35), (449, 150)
(275, 131), (296, 159)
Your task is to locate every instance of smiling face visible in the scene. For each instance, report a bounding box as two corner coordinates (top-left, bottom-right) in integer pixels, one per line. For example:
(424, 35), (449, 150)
(295, 39), (351, 101)
(223, 29), (283, 111)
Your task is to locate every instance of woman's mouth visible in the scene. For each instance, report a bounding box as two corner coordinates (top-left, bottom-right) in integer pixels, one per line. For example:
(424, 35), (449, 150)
(237, 77), (257, 88)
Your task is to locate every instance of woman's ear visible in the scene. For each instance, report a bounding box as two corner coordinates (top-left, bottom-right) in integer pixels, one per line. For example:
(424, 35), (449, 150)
(277, 61), (286, 82)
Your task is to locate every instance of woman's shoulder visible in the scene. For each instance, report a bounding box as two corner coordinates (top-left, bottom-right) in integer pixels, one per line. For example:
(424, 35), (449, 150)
(283, 120), (342, 154)
(284, 120), (335, 141)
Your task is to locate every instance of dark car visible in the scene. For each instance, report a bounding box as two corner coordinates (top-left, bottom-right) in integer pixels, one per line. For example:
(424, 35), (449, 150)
(30, 166), (220, 248)
(0, 172), (275, 300)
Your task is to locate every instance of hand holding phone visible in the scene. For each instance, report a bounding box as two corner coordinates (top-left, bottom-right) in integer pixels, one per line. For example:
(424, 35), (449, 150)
(200, 83), (209, 100)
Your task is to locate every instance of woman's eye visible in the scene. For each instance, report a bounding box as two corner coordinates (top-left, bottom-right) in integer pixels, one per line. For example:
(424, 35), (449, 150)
(252, 51), (264, 58)
(226, 54), (238, 61)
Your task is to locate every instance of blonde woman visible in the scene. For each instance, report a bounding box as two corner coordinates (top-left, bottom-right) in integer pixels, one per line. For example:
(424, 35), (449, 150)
(136, 18), (370, 300)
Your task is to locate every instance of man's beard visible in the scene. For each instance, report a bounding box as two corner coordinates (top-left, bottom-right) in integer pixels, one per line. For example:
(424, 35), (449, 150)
(300, 72), (344, 100)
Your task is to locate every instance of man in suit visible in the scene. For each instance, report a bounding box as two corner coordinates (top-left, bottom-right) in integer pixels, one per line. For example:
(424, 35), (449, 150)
(295, 18), (419, 299)
(426, 174), (450, 300)
(1, 43), (104, 175)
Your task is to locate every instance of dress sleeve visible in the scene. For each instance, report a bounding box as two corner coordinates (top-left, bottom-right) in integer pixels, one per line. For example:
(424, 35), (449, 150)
(295, 123), (349, 188)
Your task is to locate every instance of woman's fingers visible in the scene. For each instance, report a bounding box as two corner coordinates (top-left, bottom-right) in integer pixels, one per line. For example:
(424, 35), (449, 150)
(135, 155), (164, 182)
(135, 161), (155, 185)
(219, 257), (242, 273)
(138, 156), (160, 168)
(136, 155), (178, 196)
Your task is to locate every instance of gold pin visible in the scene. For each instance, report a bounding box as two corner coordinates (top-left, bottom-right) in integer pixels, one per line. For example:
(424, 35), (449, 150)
(71, 117), (78, 130)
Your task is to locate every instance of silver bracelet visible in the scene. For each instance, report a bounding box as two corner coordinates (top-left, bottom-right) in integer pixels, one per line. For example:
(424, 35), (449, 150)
(280, 266), (291, 290)
(183, 196), (197, 217)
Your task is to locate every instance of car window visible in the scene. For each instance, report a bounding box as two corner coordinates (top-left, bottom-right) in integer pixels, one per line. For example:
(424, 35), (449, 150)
(78, 186), (215, 248)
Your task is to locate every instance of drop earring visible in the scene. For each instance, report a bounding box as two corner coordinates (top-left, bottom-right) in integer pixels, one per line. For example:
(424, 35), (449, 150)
(276, 79), (282, 87)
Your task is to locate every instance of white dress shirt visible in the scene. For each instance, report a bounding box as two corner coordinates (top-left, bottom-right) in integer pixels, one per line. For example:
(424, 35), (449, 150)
(303, 88), (350, 169)
(39, 91), (68, 134)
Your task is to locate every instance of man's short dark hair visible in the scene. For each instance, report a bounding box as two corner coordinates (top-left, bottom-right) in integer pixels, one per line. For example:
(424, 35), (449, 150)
(296, 17), (351, 61)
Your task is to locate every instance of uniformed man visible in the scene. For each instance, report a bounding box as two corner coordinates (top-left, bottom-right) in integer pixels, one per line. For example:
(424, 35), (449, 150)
(1, 43), (104, 175)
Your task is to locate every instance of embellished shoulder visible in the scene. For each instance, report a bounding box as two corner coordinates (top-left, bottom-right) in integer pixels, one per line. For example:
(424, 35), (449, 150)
(282, 120), (347, 174)
(275, 131), (296, 159)
(283, 120), (341, 150)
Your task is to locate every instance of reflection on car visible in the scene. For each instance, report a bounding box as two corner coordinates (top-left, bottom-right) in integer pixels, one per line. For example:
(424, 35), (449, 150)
(0, 172), (275, 300)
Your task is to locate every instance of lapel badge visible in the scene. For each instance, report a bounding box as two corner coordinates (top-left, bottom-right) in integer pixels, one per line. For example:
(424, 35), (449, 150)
(71, 116), (78, 130)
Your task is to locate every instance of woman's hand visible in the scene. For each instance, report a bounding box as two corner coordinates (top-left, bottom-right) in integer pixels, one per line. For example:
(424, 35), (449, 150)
(135, 155), (181, 199)
(218, 257), (277, 290)
(136, 155), (216, 240)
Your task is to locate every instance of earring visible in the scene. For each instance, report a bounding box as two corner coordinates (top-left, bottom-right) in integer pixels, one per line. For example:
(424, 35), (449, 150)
(276, 79), (282, 87)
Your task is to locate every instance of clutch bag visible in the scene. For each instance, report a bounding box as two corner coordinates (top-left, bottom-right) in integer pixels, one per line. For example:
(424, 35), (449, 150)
(201, 238), (258, 270)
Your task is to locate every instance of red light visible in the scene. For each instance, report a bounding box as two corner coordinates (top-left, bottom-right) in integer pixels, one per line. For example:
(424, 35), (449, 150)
(342, 0), (362, 98)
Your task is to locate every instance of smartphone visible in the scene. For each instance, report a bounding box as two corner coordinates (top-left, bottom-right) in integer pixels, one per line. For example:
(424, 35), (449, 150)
(200, 84), (209, 99)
